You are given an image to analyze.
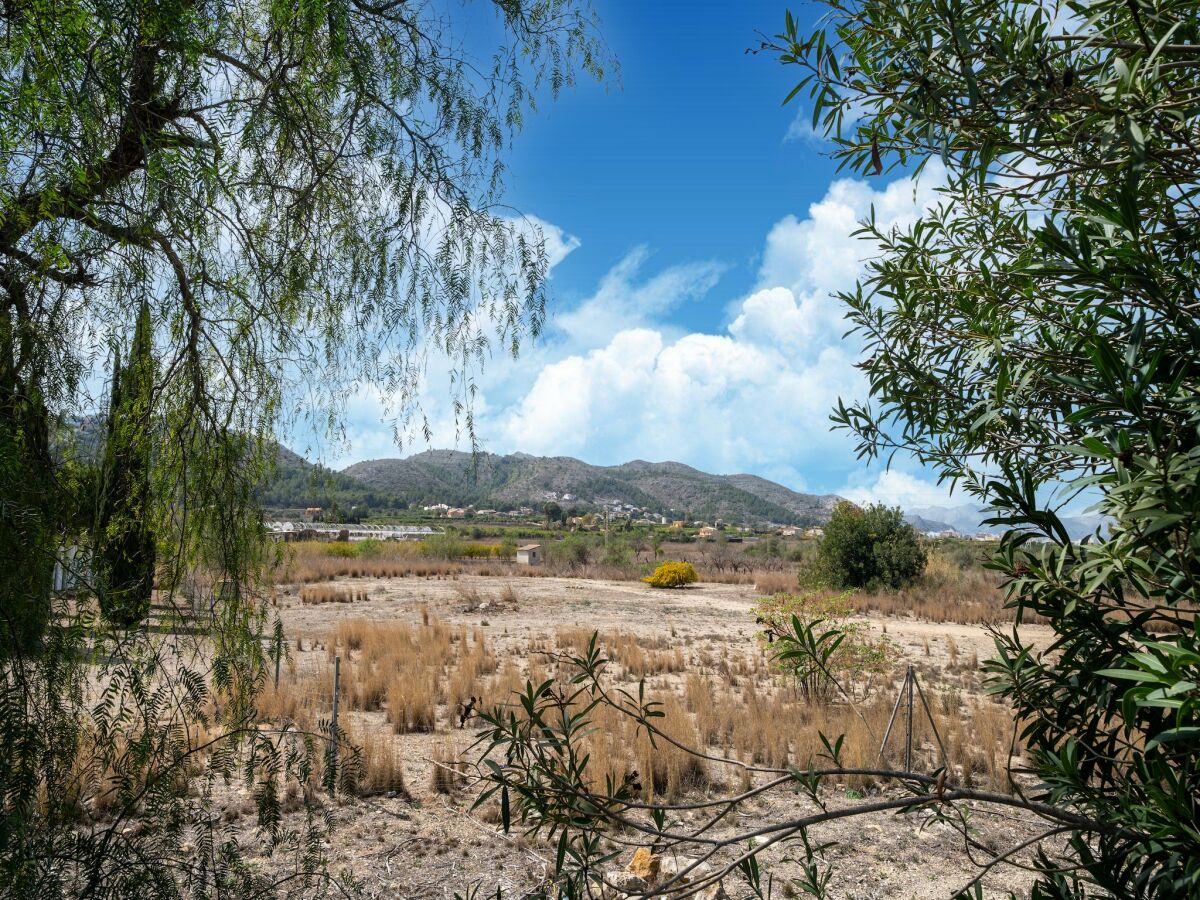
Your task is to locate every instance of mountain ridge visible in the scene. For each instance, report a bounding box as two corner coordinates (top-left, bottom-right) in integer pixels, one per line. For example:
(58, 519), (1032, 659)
(338, 449), (842, 525)
(909, 503), (1108, 541)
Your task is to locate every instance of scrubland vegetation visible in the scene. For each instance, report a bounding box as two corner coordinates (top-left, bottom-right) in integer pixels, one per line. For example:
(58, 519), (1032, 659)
(242, 522), (1035, 890)
(276, 535), (1014, 626)
(257, 601), (1019, 816)
(22, 524), (1065, 898)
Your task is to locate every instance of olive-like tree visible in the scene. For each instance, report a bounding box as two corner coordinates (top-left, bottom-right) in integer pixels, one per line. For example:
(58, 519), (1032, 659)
(469, 1), (1200, 897)
(818, 501), (926, 589)
(794, 0), (1200, 891)
(0, 1), (604, 895)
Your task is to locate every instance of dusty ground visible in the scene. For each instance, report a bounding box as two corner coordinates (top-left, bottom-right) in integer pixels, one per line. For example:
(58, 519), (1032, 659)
(242, 574), (1060, 899)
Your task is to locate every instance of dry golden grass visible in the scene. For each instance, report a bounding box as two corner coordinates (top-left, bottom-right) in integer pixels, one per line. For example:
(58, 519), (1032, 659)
(56, 712), (231, 825)
(585, 674), (1017, 794)
(553, 628), (688, 678)
(448, 628), (497, 712)
(430, 742), (469, 793)
(386, 670), (438, 733)
(510, 630), (1017, 800)
(260, 563), (1024, 809)
(278, 541), (490, 583)
(301, 584), (370, 604)
(453, 581), (486, 607)
(581, 693), (711, 803)
(257, 676), (322, 727)
(304, 616), (505, 736)
(852, 567), (1017, 625)
(755, 555), (1015, 627)
(341, 721), (407, 797)
(754, 571), (798, 595)
(479, 659), (525, 713)
(277, 536), (1029, 629)
(255, 637), (1018, 812)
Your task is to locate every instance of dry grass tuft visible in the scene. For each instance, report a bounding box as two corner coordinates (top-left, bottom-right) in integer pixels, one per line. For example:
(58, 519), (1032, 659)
(301, 584), (369, 605)
(341, 722), (407, 797)
(554, 628), (686, 678)
(755, 571), (798, 595)
(454, 581), (486, 608)
(430, 742), (469, 793)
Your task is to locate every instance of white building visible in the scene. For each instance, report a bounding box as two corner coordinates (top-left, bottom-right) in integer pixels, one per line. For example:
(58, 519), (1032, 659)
(265, 521), (438, 542)
(516, 544), (542, 566)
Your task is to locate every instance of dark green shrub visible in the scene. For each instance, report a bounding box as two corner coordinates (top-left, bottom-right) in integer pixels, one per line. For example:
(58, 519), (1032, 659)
(818, 501), (925, 590)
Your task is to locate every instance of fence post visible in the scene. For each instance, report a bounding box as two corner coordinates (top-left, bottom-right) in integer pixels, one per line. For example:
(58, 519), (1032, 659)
(328, 655), (341, 791)
(331, 655), (340, 734)
(904, 664), (914, 773)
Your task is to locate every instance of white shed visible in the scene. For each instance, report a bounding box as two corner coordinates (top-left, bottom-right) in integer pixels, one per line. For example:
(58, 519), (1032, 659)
(516, 544), (542, 566)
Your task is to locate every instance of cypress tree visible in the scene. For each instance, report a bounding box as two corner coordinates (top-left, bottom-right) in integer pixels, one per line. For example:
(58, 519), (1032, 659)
(0, 301), (56, 655)
(94, 301), (156, 627)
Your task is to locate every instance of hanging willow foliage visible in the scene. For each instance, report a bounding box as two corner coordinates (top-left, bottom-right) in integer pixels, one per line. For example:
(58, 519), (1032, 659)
(0, 0), (606, 895)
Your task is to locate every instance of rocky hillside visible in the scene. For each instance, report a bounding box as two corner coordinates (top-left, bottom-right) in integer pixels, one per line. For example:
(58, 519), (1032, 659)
(340, 450), (841, 525)
(257, 445), (386, 512)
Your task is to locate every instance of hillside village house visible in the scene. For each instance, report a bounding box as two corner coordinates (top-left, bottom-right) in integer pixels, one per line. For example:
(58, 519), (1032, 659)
(697, 526), (718, 539)
(516, 544), (541, 566)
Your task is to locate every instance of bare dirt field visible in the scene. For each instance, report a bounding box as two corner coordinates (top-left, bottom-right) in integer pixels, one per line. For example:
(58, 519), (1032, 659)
(244, 573), (1058, 899)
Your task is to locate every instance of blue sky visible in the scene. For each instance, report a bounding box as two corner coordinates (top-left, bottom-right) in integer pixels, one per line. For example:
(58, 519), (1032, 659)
(325, 2), (960, 511)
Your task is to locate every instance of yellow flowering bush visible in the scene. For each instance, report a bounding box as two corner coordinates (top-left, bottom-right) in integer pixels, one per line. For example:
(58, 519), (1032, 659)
(643, 561), (698, 588)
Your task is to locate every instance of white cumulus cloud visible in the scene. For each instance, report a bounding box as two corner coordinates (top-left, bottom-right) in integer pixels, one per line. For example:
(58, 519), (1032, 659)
(839, 469), (958, 510)
(511, 214), (581, 270)
(553, 247), (725, 347)
(321, 166), (948, 496)
(490, 165), (946, 487)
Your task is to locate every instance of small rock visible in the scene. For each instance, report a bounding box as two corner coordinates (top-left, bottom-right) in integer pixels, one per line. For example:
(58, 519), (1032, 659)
(611, 850), (727, 900)
(627, 847), (660, 881)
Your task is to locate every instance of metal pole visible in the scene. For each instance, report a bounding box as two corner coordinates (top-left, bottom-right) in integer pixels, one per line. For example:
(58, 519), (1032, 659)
(274, 642), (282, 689)
(904, 665), (914, 773)
(913, 668), (949, 770)
(878, 672), (907, 763)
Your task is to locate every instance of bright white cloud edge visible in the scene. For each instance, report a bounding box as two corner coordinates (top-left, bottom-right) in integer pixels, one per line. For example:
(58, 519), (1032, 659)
(315, 163), (962, 507)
